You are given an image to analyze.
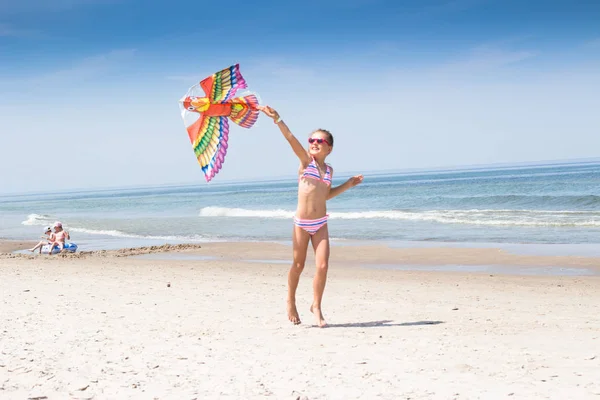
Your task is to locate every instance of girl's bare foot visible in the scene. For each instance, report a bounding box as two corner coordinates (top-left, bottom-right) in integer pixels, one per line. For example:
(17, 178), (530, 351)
(310, 305), (327, 328)
(287, 300), (301, 324)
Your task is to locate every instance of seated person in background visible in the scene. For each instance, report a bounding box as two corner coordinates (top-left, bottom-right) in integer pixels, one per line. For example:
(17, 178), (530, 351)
(47, 222), (70, 255)
(29, 227), (55, 254)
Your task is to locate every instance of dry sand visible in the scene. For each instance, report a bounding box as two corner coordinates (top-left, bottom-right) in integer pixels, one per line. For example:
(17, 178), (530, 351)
(1, 241), (599, 399)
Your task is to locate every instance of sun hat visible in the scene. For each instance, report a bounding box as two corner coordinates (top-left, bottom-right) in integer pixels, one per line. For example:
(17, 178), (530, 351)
(44, 226), (52, 232)
(53, 221), (63, 229)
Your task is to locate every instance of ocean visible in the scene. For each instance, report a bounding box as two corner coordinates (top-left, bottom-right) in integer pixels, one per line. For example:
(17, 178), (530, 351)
(1, 161), (599, 253)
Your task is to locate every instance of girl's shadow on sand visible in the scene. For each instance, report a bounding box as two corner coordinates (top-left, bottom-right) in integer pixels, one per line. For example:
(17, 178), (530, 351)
(323, 320), (444, 328)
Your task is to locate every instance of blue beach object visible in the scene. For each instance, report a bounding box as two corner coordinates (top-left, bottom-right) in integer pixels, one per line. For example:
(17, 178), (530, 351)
(41, 242), (78, 254)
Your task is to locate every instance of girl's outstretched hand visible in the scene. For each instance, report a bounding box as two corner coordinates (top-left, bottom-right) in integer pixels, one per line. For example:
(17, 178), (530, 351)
(348, 175), (364, 187)
(257, 105), (280, 122)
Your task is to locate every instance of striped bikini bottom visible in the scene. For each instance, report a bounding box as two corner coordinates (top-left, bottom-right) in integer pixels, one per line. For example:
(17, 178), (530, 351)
(293, 215), (329, 236)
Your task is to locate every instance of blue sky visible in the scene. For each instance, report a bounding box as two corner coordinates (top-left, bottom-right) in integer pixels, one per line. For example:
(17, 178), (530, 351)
(1, 0), (599, 194)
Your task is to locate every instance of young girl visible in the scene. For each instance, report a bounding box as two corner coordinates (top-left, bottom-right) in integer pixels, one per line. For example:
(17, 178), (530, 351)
(29, 227), (55, 254)
(47, 221), (70, 255)
(259, 105), (363, 327)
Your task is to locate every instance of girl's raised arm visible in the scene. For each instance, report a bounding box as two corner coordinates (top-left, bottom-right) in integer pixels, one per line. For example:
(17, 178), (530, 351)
(258, 106), (311, 166)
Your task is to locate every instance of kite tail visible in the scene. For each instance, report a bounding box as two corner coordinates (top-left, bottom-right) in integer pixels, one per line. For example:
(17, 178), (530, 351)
(229, 94), (260, 129)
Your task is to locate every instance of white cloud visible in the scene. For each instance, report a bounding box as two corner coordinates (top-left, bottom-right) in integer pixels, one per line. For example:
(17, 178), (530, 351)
(0, 23), (35, 37)
(45, 49), (136, 81)
(245, 58), (318, 81)
(165, 75), (202, 82)
(0, 49), (137, 89)
(0, 0), (118, 14)
(583, 38), (600, 49)
(408, 0), (490, 17)
(432, 45), (537, 74)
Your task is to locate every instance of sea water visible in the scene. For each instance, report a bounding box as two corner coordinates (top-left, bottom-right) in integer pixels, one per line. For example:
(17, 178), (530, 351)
(1, 161), (599, 252)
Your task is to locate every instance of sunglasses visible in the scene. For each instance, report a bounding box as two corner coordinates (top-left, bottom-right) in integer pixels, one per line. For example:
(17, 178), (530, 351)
(308, 138), (331, 145)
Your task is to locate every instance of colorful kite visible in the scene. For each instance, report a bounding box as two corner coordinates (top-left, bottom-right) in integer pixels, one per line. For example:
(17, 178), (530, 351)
(179, 64), (260, 182)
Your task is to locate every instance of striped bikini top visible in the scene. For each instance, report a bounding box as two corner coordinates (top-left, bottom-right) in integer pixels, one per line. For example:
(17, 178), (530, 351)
(300, 158), (332, 186)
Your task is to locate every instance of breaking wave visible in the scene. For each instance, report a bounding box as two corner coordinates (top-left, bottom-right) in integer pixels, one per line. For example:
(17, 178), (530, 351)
(21, 214), (209, 242)
(198, 207), (600, 227)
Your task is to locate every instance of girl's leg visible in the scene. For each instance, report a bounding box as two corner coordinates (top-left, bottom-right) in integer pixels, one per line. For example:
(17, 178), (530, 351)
(47, 242), (57, 255)
(288, 224), (310, 324)
(29, 241), (45, 252)
(310, 223), (330, 327)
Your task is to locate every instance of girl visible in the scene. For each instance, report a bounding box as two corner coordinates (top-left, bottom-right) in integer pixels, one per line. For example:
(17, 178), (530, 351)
(29, 227), (55, 254)
(47, 221), (70, 255)
(258, 105), (363, 327)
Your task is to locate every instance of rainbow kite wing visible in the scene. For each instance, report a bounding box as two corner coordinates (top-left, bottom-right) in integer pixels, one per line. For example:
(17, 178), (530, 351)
(188, 115), (229, 182)
(230, 94), (260, 128)
(202, 64), (248, 103)
(179, 64), (259, 183)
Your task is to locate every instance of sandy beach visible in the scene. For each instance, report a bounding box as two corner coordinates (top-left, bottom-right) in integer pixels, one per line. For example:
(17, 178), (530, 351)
(0, 240), (37, 254)
(1, 241), (600, 399)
